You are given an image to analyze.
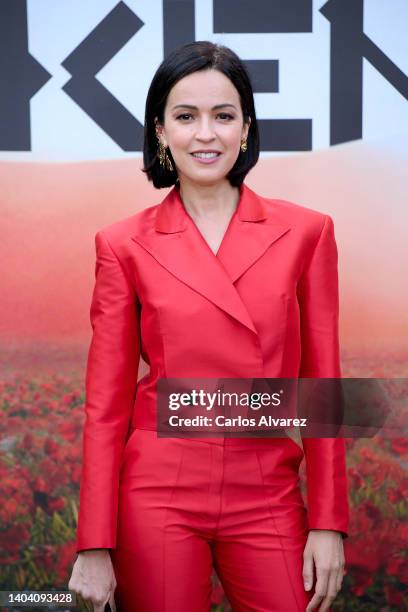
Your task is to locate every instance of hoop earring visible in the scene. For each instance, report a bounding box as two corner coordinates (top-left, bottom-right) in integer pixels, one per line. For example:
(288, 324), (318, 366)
(157, 139), (174, 171)
(240, 138), (248, 152)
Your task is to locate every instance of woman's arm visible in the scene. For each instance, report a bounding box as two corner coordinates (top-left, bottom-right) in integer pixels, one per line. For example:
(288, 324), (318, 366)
(297, 214), (349, 538)
(297, 214), (349, 611)
(76, 230), (141, 552)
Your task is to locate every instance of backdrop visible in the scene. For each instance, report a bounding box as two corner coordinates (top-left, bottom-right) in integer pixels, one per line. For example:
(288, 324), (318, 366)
(1, 1), (407, 610)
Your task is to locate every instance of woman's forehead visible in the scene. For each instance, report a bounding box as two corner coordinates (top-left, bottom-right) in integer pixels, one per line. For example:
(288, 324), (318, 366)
(166, 70), (239, 107)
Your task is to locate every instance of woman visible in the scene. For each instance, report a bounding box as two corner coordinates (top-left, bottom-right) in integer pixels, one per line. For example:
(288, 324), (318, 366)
(69, 41), (349, 612)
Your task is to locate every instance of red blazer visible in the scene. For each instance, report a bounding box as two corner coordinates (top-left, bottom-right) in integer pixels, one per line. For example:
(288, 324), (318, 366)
(76, 182), (349, 552)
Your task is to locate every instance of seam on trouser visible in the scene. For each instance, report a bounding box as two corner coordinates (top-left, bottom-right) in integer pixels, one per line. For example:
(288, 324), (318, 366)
(212, 445), (225, 539)
(162, 443), (186, 612)
(255, 450), (303, 612)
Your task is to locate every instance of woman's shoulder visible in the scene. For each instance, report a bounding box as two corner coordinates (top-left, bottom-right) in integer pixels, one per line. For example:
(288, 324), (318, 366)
(252, 188), (331, 240)
(259, 191), (328, 223)
(93, 202), (159, 250)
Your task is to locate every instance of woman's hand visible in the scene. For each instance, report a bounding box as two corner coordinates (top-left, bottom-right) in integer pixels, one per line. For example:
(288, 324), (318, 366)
(68, 549), (117, 612)
(303, 529), (345, 612)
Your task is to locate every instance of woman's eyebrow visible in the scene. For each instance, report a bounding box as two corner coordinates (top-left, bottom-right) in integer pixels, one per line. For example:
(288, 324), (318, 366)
(171, 103), (237, 111)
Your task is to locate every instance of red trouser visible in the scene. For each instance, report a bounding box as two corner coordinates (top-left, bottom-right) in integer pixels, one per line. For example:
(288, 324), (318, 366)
(110, 429), (316, 611)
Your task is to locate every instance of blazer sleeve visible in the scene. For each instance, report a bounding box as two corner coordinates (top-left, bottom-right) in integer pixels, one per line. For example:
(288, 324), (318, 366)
(76, 230), (140, 553)
(297, 214), (350, 539)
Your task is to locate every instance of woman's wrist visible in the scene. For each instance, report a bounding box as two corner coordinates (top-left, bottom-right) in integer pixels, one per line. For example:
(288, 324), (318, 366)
(79, 548), (111, 555)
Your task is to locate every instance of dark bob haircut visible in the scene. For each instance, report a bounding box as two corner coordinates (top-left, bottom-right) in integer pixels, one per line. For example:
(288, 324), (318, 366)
(142, 40), (260, 188)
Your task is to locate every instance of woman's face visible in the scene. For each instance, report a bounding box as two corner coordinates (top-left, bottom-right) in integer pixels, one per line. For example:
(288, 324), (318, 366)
(155, 69), (251, 187)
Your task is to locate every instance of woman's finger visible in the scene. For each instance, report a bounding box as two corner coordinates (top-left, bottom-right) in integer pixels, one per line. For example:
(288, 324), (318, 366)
(109, 590), (117, 612)
(302, 551), (315, 591)
(318, 569), (338, 612)
(336, 562), (345, 592)
(306, 566), (329, 611)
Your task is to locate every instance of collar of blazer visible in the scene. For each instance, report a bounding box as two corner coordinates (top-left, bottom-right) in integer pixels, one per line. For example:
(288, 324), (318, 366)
(131, 182), (291, 334)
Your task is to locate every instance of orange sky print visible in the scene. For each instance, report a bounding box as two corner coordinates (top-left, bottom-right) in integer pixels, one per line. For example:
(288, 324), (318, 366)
(1, 139), (407, 377)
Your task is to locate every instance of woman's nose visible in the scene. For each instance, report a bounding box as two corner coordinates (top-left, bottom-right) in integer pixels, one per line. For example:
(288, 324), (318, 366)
(195, 118), (215, 140)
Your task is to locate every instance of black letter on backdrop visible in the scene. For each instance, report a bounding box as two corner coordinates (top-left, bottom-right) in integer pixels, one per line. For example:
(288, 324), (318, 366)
(61, 2), (145, 150)
(0, 0), (51, 150)
(320, 0), (408, 145)
(214, 0), (313, 151)
(163, 0), (196, 58)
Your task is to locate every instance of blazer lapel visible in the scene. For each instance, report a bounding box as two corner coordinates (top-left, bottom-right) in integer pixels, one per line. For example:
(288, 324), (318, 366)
(130, 183), (291, 335)
(216, 185), (291, 283)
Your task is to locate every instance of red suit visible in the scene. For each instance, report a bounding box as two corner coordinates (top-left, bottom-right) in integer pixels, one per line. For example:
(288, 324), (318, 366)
(76, 182), (349, 611)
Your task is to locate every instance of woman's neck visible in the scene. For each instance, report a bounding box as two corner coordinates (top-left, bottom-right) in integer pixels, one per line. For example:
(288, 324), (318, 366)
(178, 179), (240, 220)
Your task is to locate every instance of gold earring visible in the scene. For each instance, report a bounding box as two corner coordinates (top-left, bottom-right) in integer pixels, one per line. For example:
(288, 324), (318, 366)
(240, 138), (248, 152)
(157, 139), (174, 171)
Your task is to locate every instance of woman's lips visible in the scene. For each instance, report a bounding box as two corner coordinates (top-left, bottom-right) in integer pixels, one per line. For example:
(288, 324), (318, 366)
(190, 153), (222, 164)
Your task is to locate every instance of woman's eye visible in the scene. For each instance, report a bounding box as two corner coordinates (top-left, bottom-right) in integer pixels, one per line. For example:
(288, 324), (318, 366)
(175, 113), (235, 121)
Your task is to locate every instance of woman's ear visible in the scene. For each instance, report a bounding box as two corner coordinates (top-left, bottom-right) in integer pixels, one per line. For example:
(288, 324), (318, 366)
(243, 116), (251, 140)
(154, 119), (167, 147)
